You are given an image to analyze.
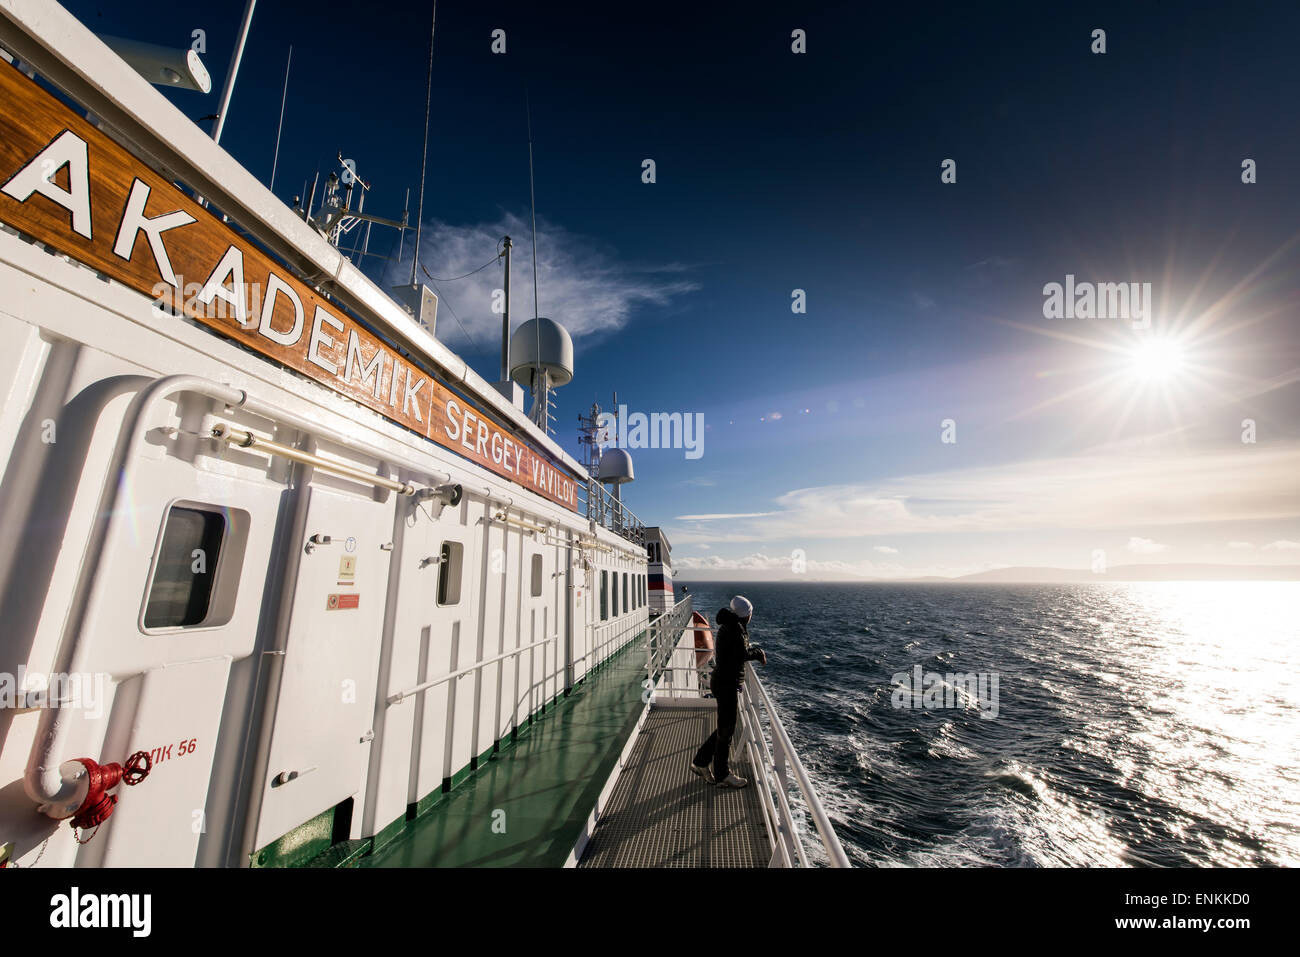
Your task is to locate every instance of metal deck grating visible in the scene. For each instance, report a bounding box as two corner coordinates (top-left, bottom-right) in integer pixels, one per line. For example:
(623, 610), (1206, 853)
(577, 703), (772, 867)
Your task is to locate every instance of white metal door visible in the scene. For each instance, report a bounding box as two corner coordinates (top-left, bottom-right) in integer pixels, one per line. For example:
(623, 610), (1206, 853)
(255, 484), (393, 847)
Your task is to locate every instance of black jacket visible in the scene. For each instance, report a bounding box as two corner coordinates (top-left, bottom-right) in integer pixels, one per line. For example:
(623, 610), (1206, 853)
(712, 606), (764, 691)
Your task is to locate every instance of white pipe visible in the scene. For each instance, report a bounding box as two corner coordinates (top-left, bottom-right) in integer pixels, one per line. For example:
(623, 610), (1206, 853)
(24, 375), (243, 809)
(490, 510), (549, 535)
(211, 423), (417, 495)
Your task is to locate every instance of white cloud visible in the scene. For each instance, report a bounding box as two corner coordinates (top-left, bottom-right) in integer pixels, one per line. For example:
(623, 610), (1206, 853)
(668, 441), (1300, 546)
(1227, 541), (1255, 550)
(672, 552), (981, 581)
(1263, 539), (1300, 551)
(674, 552), (901, 580)
(675, 512), (775, 521)
(1126, 537), (1169, 555)
(873, 545), (899, 554)
(384, 212), (698, 354)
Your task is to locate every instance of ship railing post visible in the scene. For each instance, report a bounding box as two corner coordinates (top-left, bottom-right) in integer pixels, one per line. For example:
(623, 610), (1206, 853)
(645, 614), (654, 687)
(774, 713), (789, 793)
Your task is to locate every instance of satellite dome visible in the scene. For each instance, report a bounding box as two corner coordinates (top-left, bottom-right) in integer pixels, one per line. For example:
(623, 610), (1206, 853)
(597, 447), (634, 484)
(509, 317), (573, 387)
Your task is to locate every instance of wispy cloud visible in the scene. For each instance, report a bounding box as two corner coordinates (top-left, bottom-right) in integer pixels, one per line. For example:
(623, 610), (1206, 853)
(674, 552), (900, 579)
(1126, 536), (1169, 555)
(384, 212), (698, 355)
(673, 551), (983, 581)
(675, 512), (775, 521)
(669, 440), (1300, 545)
(1227, 541), (1255, 550)
(873, 545), (899, 554)
(966, 255), (1021, 285)
(1263, 539), (1300, 551)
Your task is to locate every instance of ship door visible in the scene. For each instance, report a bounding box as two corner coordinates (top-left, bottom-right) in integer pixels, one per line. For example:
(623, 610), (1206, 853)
(254, 483), (394, 849)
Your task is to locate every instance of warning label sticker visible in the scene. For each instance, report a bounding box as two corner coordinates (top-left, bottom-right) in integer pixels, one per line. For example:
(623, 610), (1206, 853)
(326, 593), (360, 611)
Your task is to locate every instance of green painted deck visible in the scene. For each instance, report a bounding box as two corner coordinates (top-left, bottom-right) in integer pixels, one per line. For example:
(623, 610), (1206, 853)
(361, 639), (648, 867)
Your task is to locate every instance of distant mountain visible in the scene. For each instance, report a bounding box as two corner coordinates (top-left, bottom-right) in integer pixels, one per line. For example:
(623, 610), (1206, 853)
(944, 563), (1300, 583)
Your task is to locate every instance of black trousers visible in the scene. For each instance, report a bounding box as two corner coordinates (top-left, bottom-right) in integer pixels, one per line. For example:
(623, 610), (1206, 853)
(693, 679), (738, 779)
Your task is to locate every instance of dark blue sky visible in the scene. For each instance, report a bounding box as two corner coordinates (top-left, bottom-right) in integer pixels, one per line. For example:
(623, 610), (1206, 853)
(66, 0), (1300, 577)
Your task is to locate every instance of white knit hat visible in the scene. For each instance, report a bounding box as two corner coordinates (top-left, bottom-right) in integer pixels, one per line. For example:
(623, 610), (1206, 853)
(730, 595), (753, 618)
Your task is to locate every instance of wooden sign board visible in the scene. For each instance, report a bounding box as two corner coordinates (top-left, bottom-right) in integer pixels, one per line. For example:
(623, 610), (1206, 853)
(0, 64), (579, 511)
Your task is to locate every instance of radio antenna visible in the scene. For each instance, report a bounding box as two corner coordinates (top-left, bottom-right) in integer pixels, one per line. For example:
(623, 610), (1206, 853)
(269, 44), (292, 193)
(526, 87), (540, 322)
(410, 1), (437, 286)
(526, 86), (543, 413)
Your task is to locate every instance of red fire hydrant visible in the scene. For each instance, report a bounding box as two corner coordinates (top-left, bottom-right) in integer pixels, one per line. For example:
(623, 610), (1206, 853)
(63, 751), (152, 829)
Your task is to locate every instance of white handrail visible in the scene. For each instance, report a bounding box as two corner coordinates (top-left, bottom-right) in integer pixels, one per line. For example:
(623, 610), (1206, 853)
(744, 666), (851, 867)
(741, 689), (806, 866)
(387, 634), (558, 704)
(574, 613), (646, 668)
(645, 597), (695, 682)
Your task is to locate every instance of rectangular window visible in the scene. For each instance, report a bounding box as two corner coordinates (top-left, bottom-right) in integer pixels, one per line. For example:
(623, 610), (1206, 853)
(144, 506), (224, 628)
(623, 572), (628, 612)
(530, 553), (543, 597)
(612, 568), (619, 617)
(438, 541), (464, 606)
(600, 570), (608, 621)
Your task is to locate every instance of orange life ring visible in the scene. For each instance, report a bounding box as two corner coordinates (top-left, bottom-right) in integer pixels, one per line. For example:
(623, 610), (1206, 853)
(691, 611), (713, 668)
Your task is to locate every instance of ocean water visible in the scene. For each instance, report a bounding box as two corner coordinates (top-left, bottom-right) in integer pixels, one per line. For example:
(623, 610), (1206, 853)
(681, 581), (1300, 867)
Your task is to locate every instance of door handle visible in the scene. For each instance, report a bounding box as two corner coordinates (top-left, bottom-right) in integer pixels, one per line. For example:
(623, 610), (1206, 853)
(271, 766), (318, 787)
(305, 534), (334, 554)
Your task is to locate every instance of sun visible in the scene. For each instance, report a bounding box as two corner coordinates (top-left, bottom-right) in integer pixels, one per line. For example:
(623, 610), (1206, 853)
(1129, 337), (1186, 382)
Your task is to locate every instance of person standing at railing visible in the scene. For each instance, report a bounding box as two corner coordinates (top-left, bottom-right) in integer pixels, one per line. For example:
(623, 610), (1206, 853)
(690, 595), (766, 788)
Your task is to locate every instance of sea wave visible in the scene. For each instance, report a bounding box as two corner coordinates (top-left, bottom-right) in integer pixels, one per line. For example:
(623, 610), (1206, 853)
(685, 580), (1300, 867)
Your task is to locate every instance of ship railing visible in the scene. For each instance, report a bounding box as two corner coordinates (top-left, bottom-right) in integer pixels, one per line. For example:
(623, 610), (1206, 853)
(576, 610), (651, 675)
(644, 595), (696, 682)
(646, 606), (851, 868)
(386, 633), (566, 743)
(577, 476), (646, 547)
(386, 633), (559, 705)
(739, 665), (850, 867)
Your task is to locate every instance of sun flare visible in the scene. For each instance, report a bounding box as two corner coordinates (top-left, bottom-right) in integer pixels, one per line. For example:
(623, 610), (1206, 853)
(1129, 337), (1186, 382)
